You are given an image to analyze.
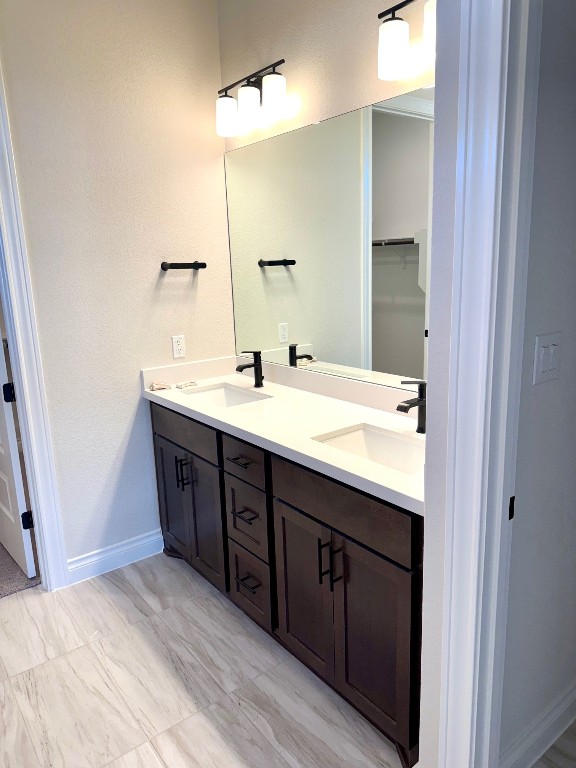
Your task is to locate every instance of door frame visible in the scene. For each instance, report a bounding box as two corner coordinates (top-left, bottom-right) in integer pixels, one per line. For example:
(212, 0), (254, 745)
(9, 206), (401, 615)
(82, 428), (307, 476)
(0, 60), (68, 591)
(432, 1), (542, 766)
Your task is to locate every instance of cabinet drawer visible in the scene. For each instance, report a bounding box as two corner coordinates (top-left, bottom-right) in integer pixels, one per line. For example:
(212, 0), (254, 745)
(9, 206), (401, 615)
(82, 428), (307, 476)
(222, 435), (266, 490)
(228, 541), (271, 631)
(151, 403), (218, 465)
(225, 475), (269, 562)
(272, 456), (420, 570)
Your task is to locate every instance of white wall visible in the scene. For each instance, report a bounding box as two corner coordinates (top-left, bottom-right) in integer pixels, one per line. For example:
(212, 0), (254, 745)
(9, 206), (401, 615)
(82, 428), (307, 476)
(372, 111), (429, 377)
(217, 0), (435, 151)
(226, 109), (365, 368)
(500, 0), (576, 757)
(0, 0), (234, 561)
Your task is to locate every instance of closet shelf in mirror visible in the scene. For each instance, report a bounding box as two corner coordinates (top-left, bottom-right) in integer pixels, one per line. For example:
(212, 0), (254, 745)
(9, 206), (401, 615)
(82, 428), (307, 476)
(372, 238), (415, 247)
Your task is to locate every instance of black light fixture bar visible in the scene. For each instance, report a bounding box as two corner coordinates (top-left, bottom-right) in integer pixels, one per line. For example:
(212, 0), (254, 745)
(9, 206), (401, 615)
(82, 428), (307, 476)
(378, 0), (416, 19)
(218, 59), (286, 96)
(161, 261), (207, 271)
(372, 238), (416, 247)
(258, 258), (296, 268)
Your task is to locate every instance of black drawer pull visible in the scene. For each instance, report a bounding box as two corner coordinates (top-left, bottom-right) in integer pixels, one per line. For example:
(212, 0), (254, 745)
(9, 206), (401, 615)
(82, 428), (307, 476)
(330, 546), (344, 592)
(317, 539), (331, 585)
(231, 507), (259, 526)
(226, 455), (254, 470)
(234, 574), (262, 595)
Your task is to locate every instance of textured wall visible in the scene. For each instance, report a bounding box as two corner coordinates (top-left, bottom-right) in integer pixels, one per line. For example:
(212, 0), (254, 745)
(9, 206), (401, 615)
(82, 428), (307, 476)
(226, 109), (364, 367)
(217, 0), (435, 150)
(500, 0), (576, 753)
(0, 0), (234, 560)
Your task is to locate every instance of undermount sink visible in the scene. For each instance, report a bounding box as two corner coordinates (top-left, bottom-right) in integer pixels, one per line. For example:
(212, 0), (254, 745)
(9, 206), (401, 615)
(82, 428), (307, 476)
(181, 383), (272, 408)
(312, 423), (424, 473)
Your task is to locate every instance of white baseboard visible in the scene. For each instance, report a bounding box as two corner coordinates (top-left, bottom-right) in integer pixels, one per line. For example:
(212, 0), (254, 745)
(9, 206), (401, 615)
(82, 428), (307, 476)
(500, 678), (576, 768)
(67, 528), (163, 585)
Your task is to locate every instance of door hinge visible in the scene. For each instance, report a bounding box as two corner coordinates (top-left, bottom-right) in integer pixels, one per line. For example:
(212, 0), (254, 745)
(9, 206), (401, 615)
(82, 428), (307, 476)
(508, 496), (516, 521)
(2, 382), (15, 403)
(21, 510), (34, 530)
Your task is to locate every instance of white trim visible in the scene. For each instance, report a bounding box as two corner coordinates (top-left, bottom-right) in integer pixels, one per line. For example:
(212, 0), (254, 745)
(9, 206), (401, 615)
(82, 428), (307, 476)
(373, 94), (435, 121)
(499, 679), (576, 768)
(0, 59), (69, 590)
(67, 529), (163, 585)
(438, 0), (543, 766)
(484, 3), (543, 765)
(360, 106), (372, 370)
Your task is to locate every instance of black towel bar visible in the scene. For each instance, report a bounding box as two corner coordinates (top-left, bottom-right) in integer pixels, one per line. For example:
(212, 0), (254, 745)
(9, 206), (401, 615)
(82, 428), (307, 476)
(258, 259), (296, 268)
(161, 262), (207, 271)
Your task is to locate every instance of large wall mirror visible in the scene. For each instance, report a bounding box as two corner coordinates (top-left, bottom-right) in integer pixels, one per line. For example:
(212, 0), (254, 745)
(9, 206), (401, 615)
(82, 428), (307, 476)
(225, 87), (434, 388)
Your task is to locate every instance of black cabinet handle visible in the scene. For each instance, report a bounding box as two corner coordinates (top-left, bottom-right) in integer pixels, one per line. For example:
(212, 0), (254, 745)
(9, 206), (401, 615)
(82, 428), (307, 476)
(175, 456), (192, 491)
(225, 455), (254, 470)
(174, 455), (181, 490)
(329, 546), (344, 592)
(231, 507), (259, 526)
(234, 574), (262, 595)
(317, 539), (331, 585)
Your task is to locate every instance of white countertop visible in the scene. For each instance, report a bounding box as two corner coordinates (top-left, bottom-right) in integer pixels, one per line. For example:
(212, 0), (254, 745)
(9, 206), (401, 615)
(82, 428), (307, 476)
(144, 373), (424, 516)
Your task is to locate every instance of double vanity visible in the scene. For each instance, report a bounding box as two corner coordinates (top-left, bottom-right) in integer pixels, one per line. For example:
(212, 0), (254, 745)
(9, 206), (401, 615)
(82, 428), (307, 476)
(144, 367), (425, 768)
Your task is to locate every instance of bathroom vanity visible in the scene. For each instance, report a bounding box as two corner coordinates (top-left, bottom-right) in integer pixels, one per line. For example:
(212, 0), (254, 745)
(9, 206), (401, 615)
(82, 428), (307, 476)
(145, 374), (424, 768)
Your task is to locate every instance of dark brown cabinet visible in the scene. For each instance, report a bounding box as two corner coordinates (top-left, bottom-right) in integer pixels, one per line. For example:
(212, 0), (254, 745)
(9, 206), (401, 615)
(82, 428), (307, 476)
(151, 404), (225, 591)
(150, 402), (422, 767)
(154, 436), (193, 559)
(272, 456), (422, 768)
(332, 534), (417, 755)
(274, 500), (335, 682)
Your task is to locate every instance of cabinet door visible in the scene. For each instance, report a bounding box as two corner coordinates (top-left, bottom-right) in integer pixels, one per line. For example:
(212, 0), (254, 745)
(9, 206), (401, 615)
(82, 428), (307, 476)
(274, 500), (334, 683)
(332, 533), (417, 750)
(154, 436), (193, 560)
(189, 455), (226, 591)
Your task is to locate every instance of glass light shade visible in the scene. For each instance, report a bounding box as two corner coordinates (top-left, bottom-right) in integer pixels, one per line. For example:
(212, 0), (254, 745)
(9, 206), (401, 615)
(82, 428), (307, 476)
(424, 0), (437, 57)
(237, 83), (261, 134)
(262, 72), (287, 120)
(378, 17), (410, 81)
(216, 95), (238, 138)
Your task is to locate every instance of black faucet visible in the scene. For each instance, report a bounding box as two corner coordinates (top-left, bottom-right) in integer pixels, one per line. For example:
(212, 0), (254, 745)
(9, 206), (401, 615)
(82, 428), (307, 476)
(288, 343), (314, 368)
(236, 351), (264, 388)
(396, 380), (427, 434)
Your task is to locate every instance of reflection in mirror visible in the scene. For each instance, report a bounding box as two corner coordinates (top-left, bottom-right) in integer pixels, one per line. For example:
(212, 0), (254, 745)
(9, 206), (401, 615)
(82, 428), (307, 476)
(225, 88), (434, 388)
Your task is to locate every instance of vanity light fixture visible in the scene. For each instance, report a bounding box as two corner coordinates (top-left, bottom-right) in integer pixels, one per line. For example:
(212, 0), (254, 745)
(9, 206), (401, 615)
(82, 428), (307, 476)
(216, 94), (238, 138)
(378, 1), (413, 81)
(217, 59), (286, 138)
(378, 0), (436, 81)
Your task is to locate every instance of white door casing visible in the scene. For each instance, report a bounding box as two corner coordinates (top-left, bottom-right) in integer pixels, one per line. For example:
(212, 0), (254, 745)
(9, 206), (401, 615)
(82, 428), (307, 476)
(0, 335), (35, 576)
(0, 56), (69, 590)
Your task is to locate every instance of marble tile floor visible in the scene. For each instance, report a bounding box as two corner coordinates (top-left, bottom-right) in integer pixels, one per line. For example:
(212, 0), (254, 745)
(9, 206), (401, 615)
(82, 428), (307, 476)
(0, 553), (402, 768)
(533, 718), (576, 768)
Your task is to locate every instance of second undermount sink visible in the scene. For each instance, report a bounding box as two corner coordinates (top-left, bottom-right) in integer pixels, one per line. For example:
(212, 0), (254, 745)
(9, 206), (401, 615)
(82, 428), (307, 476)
(312, 423), (424, 473)
(181, 383), (272, 408)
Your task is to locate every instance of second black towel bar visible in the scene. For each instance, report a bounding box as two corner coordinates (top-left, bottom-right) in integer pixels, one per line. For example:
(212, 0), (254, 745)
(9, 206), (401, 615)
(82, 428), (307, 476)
(372, 238), (415, 247)
(161, 261), (207, 271)
(258, 259), (296, 268)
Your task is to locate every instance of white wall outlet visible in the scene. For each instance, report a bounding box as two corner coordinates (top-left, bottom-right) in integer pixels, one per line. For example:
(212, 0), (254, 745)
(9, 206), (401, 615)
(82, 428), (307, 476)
(533, 332), (561, 385)
(171, 335), (185, 359)
(279, 323), (289, 343)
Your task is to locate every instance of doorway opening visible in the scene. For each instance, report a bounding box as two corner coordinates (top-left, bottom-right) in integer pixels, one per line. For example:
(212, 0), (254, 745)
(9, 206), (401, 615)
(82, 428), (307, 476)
(0, 292), (39, 598)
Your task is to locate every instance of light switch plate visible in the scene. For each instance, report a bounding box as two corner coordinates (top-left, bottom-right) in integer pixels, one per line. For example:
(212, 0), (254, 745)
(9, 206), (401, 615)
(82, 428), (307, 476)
(533, 332), (561, 385)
